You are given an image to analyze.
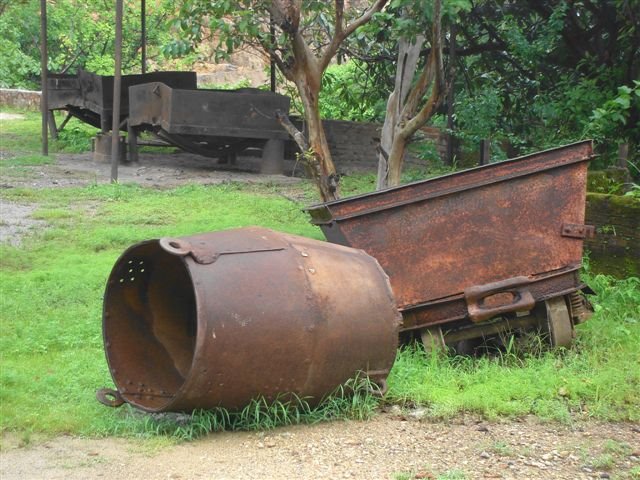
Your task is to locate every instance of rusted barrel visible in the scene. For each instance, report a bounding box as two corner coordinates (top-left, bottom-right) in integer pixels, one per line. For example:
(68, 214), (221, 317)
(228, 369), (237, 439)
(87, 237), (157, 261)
(102, 227), (400, 413)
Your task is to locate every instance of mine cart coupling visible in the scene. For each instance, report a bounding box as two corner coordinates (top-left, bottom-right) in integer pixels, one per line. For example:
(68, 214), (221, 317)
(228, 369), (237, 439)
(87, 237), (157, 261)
(464, 276), (536, 323)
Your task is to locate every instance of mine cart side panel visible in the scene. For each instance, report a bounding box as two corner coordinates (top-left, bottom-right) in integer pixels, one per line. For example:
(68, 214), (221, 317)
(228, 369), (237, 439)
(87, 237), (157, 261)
(307, 141), (593, 317)
(129, 84), (291, 140)
(47, 74), (81, 110)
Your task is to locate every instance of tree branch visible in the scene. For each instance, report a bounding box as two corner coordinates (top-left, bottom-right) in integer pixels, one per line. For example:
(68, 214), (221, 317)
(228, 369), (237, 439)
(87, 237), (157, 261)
(275, 109), (309, 152)
(320, 0), (388, 72)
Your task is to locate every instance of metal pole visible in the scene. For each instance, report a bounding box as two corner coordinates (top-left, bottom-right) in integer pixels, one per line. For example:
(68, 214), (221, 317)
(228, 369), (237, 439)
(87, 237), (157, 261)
(446, 22), (457, 165)
(270, 13), (276, 92)
(479, 139), (490, 166)
(141, 0), (147, 74)
(40, 0), (48, 156)
(111, 0), (124, 183)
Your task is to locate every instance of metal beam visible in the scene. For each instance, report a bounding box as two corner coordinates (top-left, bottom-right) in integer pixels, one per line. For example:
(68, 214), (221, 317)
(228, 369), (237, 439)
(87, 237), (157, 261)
(141, 0), (147, 74)
(40, 0), (48, 156)
(270, 13), (276, 92)
(111, 0), (124, 183)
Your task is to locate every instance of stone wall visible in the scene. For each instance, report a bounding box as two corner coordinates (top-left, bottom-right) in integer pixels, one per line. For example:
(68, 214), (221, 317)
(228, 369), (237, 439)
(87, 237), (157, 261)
(289, 118), (449, 172)
(0, 89), (41, 111)
(585, 193), (640, 278)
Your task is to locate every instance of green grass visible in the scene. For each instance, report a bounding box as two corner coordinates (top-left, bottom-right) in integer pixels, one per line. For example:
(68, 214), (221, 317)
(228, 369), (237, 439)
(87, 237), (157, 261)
(1, 110), (97, 154)
(1, 180), (637, 439)
(394, 470), (468, 480)
(0, 182), (326, 436)
(0, 154), (53, 167)
(386, 274), (640, 422)
(100, 376), (379, 441)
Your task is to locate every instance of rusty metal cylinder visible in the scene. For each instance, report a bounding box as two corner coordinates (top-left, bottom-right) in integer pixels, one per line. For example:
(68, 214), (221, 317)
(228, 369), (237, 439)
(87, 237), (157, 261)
(102, 227), (400, 412)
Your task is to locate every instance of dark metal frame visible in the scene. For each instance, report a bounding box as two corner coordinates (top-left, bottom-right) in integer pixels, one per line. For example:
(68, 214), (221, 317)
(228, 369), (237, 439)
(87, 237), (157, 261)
(39, 2), (279, 182)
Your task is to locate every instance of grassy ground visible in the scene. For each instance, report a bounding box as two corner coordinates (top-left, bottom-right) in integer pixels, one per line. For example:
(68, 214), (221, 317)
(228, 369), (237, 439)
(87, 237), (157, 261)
(387, 271), (640, 422)
(1, 112), (639, 440)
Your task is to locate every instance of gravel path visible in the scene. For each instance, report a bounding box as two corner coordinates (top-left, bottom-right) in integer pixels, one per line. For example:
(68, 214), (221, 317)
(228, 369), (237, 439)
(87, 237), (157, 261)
(1, 414), (639, 480)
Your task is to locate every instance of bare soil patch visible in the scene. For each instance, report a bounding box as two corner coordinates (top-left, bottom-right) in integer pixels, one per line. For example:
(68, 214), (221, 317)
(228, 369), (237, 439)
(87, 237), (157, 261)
(0, 150), (303, 244)
(0, 201), (45, 246)
(1, 151), (303, 190)
(0, 112), (25, 121)
(1, 414), (638, 480)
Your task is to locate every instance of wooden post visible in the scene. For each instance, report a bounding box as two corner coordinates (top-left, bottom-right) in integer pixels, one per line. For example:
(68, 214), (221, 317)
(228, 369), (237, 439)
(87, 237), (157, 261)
(111, 0), (124, 183)
(141, 0), (147, 74)
(270, 13), (276, 92)
(47, 111), (58, 139)
(618, 143), (629, 169)
(479, 139), (490, 166)
(128, 122), (139, 163)
(446, 22), (456, 165)
(40, 0), (48, 156)
(261, 139), (285, 174)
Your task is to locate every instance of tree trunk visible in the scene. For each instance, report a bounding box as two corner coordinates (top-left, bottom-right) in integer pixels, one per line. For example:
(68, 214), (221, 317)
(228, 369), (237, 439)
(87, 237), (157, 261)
(297, 77), (340, 201)
(376, 0), (444, 190)
(285, 27), (340, 202)
(376, 36), (425, 189)
(386, 131), (410, 186)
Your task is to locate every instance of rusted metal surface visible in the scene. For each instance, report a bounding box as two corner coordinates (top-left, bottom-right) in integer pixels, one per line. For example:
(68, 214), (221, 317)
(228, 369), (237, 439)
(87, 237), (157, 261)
(307, 141), (594, 336)
(47, 75), (81, 110)
(128, 82), (290, 159)
(102, 227), (400, 412)
(464, 276), (535, 323)
(47, 70), (197, 130)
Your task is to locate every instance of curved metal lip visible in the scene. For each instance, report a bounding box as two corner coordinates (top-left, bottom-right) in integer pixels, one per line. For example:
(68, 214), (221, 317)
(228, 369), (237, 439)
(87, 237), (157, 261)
(102, 238), (201, 413)
(153, 253), (207, 413)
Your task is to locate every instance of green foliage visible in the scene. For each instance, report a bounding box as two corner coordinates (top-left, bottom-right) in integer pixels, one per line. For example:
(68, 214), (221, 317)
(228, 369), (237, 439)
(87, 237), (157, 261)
(319, 62), (387, 122)
(452, 85), (507, 156)
(0, 1), (175, 88)
(585, 80), (640, 149)
(0, 15), (40, 89)
(55, 124), (97, 153)
(431, 2), (638, 165)
(198, 78), (253, 90)
(625, 184), (640, 198)
(166, 1), (328, 63)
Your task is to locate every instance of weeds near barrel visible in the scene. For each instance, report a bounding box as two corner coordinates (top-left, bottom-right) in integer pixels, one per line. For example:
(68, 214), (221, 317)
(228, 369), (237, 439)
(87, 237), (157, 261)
(104, 375), (380, 440)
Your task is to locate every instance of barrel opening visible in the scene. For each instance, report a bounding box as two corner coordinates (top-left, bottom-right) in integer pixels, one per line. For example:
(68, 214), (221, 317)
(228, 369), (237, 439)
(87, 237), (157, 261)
(103, 241), (197, 411)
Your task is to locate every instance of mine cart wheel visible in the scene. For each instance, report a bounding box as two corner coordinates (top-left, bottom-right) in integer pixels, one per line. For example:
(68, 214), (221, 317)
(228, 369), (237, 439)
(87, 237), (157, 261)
(420, 327), (446, 353)
(544, 296), (574, 348)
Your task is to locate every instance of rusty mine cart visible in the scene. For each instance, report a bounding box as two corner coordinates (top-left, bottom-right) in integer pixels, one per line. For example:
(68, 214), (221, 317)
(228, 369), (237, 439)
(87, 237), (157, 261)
(307, 141), (595, 353)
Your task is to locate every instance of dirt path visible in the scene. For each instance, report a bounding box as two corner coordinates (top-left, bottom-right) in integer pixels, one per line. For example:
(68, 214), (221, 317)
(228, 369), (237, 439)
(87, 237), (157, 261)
(1, 414), (638, 480)
(0, 150), (304, 245)
(1, 151), (304, 189)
